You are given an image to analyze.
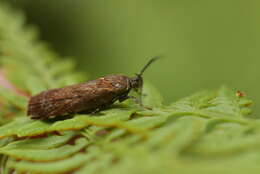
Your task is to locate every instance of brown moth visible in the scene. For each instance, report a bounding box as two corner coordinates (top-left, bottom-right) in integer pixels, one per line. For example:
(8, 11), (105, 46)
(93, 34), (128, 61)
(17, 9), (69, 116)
(27, 57), (159, 120)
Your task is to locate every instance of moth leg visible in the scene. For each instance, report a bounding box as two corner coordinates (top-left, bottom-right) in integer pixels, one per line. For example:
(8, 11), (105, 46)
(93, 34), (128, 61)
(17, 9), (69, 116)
(120, 95), (152, 110)
(128, 96), (142, 105)
(118, 94), (130, 102)
(119, 95), (142, 106)
(90, 102), (115, 114)
(90, 108), (101, 114)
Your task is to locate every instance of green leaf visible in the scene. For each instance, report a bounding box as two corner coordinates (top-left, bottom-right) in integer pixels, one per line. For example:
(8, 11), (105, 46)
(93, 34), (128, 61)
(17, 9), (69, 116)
(0, 138), (88, 161)
(142, 81), (164, 108)
(0, 86), (28, 109)
(8, 153), (92, 174)
(75, 153), (114, 174)
(0, 108), (134, 138)
(1, 131), (75, 150)
(0, 117), (31, 138)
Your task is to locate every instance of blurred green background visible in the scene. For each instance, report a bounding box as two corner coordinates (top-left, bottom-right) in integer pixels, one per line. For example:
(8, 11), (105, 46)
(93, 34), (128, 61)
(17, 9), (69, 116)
(9, 0), (260, 112)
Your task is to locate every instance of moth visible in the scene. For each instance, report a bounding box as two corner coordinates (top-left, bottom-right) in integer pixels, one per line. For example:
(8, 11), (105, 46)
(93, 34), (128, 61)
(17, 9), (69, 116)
(27, 57), (159, 120)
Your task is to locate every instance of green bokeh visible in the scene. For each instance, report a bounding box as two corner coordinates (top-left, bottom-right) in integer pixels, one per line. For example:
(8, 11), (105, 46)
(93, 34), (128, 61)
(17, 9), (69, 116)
(13, 0), (260, 112)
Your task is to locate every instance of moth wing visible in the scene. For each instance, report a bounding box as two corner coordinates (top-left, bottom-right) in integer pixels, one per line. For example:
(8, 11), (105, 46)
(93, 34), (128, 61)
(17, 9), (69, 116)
(27, 83), (95, 118)
(27, 80), (113, 119)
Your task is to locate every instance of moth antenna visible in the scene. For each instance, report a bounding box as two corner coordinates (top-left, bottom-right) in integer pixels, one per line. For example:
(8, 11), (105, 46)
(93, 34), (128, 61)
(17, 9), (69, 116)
(138, 56), (160, 76)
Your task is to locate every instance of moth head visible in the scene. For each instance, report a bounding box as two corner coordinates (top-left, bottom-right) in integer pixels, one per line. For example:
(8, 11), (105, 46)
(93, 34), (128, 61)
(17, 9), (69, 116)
(130, 56), (160, 91)
(130, 74), (143, 91)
